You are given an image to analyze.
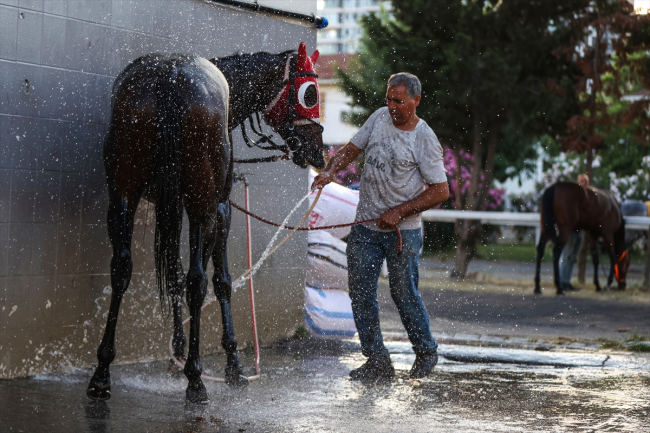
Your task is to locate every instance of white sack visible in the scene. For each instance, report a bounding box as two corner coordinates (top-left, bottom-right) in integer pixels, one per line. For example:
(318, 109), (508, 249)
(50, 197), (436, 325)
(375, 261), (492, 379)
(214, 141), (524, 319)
(309, 169), (359, 239)
(307, 231), (348, 290)
(305, 286), (357, 339)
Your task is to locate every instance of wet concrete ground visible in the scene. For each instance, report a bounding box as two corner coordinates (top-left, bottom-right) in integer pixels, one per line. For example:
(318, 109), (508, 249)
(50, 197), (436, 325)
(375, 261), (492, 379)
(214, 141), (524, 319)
(1, 340), (649, 432)
(2, 259), (649, 432)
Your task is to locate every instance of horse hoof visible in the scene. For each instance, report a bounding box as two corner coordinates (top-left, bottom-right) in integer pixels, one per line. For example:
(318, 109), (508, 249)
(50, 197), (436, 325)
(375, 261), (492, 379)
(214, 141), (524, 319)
(87, 380), (111, 401)
(534, 288), (542, 295)
(225, 370), (249, 388)
(186, 380), (209, 404)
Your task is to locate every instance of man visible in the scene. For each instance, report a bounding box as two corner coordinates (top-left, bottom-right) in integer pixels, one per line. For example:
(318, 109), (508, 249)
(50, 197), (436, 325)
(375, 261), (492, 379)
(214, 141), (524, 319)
(312, 73), (449, 380)
(559, 174), (589, 291)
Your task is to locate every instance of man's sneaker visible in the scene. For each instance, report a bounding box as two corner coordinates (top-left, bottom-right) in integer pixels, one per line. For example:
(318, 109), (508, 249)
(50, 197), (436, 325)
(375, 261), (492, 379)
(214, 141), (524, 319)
(349, 355), (395, 380)
(409, 351), (438, 379)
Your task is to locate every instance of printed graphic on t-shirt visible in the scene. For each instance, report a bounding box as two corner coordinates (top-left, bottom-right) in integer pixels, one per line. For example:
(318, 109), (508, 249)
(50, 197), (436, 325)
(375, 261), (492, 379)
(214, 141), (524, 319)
(350, 107), (447, 231)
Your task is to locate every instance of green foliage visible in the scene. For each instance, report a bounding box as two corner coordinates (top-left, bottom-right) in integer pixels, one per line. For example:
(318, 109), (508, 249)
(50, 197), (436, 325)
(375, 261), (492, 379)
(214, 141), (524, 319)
(626, 342), (650, 352)
(339, 0), (586, 184)
(337, 0), (593, 278)
(293, 326), (310, 339)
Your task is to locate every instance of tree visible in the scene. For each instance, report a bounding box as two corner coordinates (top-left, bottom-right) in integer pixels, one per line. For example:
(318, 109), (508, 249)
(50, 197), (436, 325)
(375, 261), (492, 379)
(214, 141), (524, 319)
(339, 0), (586, 279)
(559, 0), (650, 282)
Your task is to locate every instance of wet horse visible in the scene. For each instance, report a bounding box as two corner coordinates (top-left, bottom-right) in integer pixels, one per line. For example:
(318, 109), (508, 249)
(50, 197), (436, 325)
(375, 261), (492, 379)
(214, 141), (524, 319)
(534, 182), (627, 295)
(87, 43), (325, 403)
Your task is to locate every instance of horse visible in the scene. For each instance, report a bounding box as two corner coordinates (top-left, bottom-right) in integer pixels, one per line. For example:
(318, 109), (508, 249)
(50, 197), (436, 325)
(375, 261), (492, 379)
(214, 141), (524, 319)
(534, 182), (627, 295)
(86, 42), (325, 404)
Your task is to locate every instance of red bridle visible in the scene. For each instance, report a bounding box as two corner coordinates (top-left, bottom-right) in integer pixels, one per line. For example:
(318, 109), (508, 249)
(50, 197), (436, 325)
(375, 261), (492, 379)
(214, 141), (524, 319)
(263, 42), (321, 128)
(614, 250), (627, 282)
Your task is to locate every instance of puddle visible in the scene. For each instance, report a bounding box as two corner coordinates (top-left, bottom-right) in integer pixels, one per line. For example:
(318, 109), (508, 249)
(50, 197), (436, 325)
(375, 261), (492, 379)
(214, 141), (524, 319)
(1, 343), (649, 432)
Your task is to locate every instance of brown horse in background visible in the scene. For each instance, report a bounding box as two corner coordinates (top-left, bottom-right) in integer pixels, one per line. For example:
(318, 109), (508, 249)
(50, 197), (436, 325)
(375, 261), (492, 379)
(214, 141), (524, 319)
(534, 182), (628, 295)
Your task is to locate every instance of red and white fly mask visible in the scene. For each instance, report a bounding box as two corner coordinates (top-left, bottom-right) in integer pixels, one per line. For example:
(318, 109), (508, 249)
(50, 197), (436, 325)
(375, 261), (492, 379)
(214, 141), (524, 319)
(264, 42), (321, 129)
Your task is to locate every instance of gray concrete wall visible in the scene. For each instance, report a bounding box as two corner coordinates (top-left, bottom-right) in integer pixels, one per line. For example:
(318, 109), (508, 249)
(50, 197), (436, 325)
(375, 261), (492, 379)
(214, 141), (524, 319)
(0, 0), (316, 378)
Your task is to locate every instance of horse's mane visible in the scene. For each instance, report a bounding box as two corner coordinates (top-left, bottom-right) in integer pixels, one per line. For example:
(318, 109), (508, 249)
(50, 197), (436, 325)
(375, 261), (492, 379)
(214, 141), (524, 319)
(211, 49), (294, 67)
(210, 50), (294, 115)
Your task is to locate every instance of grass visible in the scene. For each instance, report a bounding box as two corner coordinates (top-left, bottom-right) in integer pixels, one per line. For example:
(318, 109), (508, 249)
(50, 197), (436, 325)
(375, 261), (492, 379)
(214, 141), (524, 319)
(469, 242), (647, 265)
(626, 333), (649, 342)
(627, 343), (650, 352)
(595, 334), (650, 352)
(476, 243), (547, 263)
(551, 336), (582, 345)
(596, 338), (624, 350)
(293, 325), (310, 339)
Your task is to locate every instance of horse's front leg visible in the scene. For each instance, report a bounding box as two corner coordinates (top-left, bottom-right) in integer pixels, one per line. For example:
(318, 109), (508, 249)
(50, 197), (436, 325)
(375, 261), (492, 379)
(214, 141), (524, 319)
(212, 200), (249, 388)
(590, 238), (603, 292)
(87, 196), (138, 401)
(184, 216), (217, 403)
(534, 232), (548, 294)
(605, 244), (616, 291)
(168, 262), (186, 375)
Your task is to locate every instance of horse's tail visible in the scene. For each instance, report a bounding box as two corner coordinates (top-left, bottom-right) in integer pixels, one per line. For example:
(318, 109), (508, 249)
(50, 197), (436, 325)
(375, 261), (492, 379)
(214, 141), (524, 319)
(541, 184), (557, 242)
(154, 64), (184, 307)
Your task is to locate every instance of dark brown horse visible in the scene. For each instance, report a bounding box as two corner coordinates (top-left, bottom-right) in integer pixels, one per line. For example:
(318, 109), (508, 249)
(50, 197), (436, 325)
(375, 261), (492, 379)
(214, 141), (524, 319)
(534, 182), (627, 296)
(87, 43), (325, 403)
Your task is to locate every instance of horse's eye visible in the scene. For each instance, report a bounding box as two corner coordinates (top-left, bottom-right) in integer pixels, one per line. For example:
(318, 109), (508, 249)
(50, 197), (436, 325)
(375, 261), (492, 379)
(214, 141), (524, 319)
(298, 82), (318, 109)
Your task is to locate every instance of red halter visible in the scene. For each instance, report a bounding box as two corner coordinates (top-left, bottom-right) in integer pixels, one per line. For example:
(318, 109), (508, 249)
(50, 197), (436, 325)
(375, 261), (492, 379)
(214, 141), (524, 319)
(614, 250), (627, 282)
(264, 42), (321, 128)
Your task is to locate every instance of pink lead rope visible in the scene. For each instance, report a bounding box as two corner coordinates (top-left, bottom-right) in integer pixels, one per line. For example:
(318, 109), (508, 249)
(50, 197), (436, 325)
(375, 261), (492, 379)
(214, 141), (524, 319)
(230, 201), (403, 253)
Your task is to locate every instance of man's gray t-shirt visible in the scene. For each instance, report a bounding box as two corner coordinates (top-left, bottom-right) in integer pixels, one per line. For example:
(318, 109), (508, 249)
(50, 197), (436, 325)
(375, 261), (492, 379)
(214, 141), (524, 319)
(351, 107), (447, 232)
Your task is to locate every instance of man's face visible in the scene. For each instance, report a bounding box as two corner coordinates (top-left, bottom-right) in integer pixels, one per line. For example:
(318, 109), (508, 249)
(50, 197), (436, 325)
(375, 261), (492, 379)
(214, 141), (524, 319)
(386, 85), (420, 126)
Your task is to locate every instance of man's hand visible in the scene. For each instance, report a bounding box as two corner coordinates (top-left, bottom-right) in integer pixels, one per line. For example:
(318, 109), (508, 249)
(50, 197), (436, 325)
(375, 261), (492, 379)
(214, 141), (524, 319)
(310, 142), (362, 191)
(378, 182), (449, 230)
(377, 208), (401, 229)
(311, 172), (334, 190)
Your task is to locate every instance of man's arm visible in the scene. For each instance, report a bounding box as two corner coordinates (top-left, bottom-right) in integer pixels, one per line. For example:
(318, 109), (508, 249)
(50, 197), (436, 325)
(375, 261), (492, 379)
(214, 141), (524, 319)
(310, 142), (362, 190)
(377, 182), (450, 229)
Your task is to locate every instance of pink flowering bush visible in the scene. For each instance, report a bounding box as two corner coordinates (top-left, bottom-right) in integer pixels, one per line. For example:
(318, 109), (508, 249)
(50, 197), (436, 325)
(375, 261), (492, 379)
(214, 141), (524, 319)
(442, 147), (505, 211)
(328, 147), (362, 188)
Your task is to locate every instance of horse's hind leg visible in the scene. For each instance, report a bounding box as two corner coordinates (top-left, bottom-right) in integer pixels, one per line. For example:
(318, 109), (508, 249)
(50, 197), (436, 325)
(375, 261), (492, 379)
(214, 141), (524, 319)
(184, 215), (218, 403)
(553, 229), (571, 296)
(87, 194), (138, 401)
(534, 232), (548, 294)
(603, 236), (617, 291)
(168, 261), (186, 375)
(212, 200), (249, 388)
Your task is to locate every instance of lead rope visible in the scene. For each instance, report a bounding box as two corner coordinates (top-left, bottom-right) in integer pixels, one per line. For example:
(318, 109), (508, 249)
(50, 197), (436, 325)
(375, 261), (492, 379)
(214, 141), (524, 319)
(230, 198), (403, 253)
(168, 189), (323, 382)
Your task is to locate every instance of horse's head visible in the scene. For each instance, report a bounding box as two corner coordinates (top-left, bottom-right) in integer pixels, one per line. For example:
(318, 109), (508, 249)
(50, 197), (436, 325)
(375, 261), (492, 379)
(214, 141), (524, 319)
(264, 42), (325, 169)
(614, 217), (628, 290)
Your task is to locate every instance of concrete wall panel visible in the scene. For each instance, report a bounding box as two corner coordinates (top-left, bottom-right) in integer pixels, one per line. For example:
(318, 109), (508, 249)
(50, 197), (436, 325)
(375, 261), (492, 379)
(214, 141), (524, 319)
(0, 0), (317, 378)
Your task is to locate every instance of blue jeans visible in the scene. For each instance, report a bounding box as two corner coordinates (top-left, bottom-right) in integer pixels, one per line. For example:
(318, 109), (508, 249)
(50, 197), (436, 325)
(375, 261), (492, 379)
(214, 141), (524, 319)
(347, 225), (437, 358)
(560, 230), (582, 286)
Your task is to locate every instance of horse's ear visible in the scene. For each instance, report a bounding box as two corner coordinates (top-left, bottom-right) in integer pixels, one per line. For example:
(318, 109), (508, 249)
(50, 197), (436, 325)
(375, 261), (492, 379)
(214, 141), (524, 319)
(297, 42), (307, 66)
(310, 50), (320, 64)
